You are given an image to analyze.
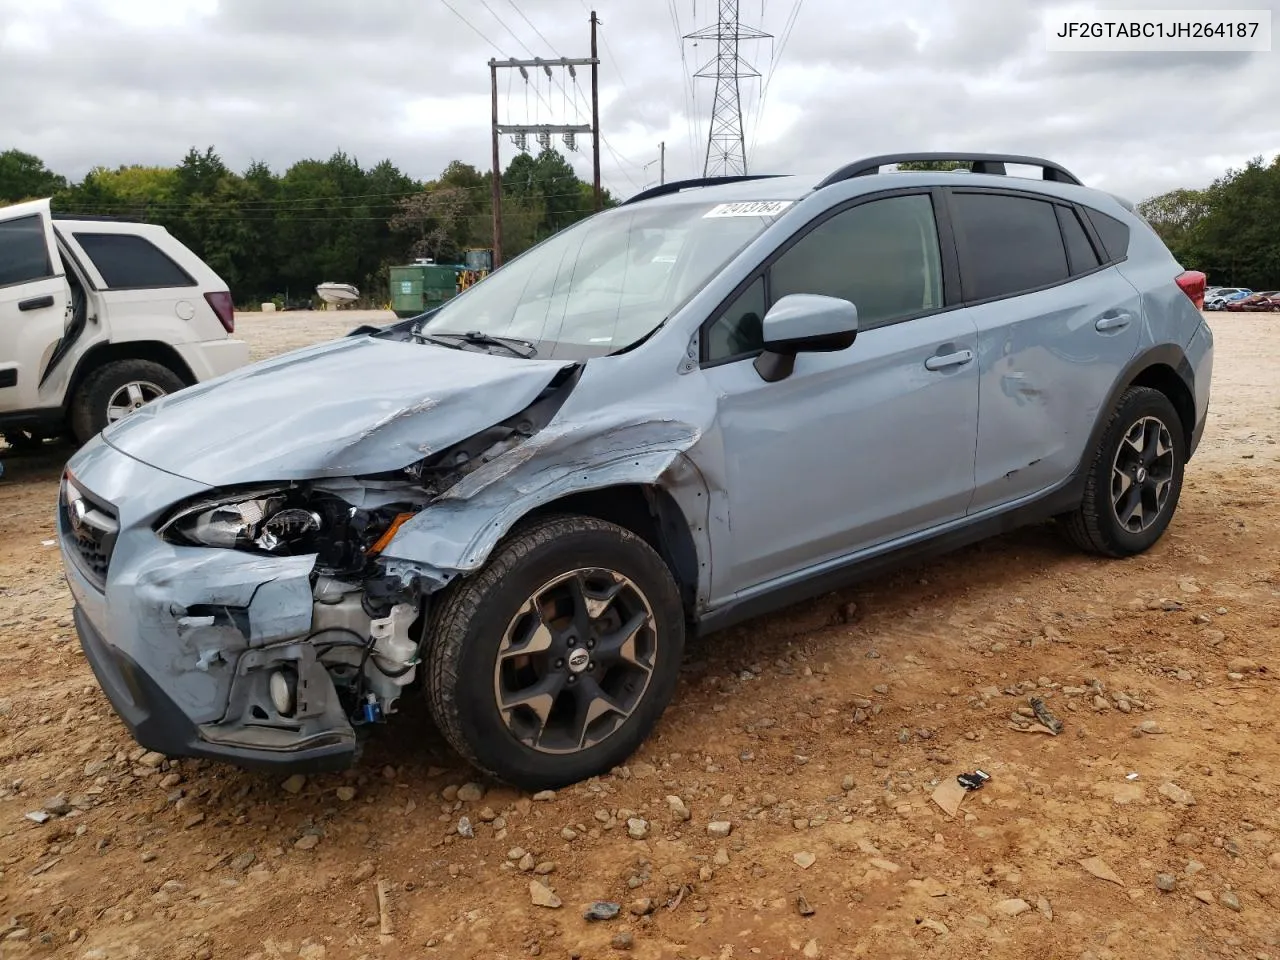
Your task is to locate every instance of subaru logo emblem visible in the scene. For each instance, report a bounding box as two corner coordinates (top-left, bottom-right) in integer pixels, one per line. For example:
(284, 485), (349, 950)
(567, 648), (590, 674)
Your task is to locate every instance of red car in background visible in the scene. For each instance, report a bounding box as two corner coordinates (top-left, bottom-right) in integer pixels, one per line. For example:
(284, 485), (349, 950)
(1224, 291), (1280, 312)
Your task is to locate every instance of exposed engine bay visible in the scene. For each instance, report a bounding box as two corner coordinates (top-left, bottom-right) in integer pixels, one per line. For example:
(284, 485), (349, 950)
(150, 366), (583, 739)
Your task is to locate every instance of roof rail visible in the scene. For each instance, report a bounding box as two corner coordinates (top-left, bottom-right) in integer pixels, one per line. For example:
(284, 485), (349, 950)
(623, 174), (784, 205)
(51, 212), (142, 223)
(815, 153), (1082, 189)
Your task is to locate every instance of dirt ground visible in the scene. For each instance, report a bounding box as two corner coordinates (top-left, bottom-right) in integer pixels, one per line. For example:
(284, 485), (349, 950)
(0, 311), (1277, 960)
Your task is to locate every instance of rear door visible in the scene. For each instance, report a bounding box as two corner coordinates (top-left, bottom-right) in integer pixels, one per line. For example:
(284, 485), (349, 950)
(0, 199), (72, 413)
(949, 189), (1142, 513)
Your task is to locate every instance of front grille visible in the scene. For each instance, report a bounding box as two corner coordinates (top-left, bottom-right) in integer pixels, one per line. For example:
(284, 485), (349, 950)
(59, 474), (119, 590)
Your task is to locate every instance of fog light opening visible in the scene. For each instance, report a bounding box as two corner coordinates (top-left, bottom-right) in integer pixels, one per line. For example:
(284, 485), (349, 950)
(269, 668), (298, 718)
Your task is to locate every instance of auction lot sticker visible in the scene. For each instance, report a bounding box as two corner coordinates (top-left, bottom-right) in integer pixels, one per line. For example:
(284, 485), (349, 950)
(704, 200), (794, 218)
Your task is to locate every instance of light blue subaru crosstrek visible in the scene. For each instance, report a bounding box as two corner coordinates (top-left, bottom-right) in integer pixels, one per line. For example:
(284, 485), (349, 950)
(59, 153), (1213, 789)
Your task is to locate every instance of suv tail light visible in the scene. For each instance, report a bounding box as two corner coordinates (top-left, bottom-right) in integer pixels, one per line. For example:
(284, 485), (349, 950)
(204, 291), (235, 334)
(1176, 270), (1206, 310)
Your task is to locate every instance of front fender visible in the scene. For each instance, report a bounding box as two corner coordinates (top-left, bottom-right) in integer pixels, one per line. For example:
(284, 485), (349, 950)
(380, 421), (714, 607)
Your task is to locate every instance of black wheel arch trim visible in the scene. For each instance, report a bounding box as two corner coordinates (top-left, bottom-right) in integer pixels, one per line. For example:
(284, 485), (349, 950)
(1082, 343), (1197, 468)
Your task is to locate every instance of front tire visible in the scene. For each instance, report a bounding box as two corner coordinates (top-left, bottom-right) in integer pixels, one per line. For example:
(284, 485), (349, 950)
(424, 515), (685, 790)
(1062, 386), (1186, 557)
(70, 359), (186, 444)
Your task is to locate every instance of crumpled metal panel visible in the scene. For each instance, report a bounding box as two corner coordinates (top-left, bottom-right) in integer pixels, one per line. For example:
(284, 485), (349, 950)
(101, 335), (574, 484)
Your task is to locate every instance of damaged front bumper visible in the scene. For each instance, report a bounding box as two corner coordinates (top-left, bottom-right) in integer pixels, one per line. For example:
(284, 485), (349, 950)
(60, 438), (360, 771)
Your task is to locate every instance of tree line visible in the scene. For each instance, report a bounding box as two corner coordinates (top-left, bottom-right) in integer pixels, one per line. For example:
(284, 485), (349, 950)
(0, 146), (615, 306)
(1137, 155), (1280, 290)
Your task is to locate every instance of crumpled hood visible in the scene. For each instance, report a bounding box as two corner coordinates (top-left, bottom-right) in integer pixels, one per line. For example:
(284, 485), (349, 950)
(103, 335), (572, 485)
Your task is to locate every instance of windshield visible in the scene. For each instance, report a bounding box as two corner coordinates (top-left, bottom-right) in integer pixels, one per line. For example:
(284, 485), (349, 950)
(418, 200), (785, 360)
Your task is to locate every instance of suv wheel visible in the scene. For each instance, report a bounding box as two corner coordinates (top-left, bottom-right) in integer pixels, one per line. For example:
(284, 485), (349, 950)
(70, 360), (187, 444)
(1062, 386), (1186, 557)
(424, 515), (685, 790)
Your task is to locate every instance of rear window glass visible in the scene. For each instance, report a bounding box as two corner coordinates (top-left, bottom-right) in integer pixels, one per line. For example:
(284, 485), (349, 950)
(0, 215), (54, 287)
(950, 193), (1069, 301)
(1082, 208), (1131, 262)
(74, 233), (196, 288)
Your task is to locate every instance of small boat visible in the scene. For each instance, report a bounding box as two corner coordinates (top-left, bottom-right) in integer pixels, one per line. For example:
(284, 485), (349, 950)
(315, 282), (360, 306)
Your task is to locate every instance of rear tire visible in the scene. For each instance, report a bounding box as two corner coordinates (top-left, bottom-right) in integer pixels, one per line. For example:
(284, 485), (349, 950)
(69, 359), (186, 444)
(423, 515), (685, 790)
(1062, 386), (1186, 557)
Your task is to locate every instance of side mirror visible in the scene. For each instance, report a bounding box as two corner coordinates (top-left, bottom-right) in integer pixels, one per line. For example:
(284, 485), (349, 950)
(754, 294), (859, 382)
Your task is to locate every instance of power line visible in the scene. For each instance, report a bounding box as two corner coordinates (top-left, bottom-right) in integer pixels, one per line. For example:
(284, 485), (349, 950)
(506, 0), (560, 55)
(480, 0), (536, 57)
(439, 0), (505, 55)
(749, 0), (804, 163)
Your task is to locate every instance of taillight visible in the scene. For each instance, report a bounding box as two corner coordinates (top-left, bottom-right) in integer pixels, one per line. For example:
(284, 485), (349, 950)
(1176, 270), (1206, 310)
(204, 291), (235, 334)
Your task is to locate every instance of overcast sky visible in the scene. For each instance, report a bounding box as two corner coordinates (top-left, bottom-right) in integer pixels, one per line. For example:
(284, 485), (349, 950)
(2, 0), (1277, 202)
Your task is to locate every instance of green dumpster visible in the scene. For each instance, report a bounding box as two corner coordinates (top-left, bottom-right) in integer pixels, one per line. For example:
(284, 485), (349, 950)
(390, 264), (462, 318)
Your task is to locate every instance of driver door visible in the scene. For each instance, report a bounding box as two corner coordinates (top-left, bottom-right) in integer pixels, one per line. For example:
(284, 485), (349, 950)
(0, 199), (72, 414)
(698, 191), (981, 596)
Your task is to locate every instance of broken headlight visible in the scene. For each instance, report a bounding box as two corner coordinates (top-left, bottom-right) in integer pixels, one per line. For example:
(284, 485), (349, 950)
(159, 489), (321, 551)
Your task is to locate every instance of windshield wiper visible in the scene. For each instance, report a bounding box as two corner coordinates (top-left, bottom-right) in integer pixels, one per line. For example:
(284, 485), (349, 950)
(416, 329), (537, 358)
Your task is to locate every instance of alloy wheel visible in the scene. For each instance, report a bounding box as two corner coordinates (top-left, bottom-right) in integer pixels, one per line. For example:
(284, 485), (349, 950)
(1110, 415), (1176, 533)
(106, 381), (167, 423)
(493, 568), (657, 754)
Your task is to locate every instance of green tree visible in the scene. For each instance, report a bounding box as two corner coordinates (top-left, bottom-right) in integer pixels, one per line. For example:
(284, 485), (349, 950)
(0, 149), (67, 203)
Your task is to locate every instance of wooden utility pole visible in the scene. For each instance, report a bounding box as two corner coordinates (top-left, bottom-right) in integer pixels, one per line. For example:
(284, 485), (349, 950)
(659, 141), (666, 185)
(489, 58), (504, 268)
(487, 15), (602, 264)
(590, 10), (602, 212)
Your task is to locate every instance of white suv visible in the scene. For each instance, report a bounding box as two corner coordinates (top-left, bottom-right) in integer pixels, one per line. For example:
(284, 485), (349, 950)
(0, 198), (248, 448)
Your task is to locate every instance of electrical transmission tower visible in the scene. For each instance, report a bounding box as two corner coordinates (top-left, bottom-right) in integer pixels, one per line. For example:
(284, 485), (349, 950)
(685, 0), (770, 177)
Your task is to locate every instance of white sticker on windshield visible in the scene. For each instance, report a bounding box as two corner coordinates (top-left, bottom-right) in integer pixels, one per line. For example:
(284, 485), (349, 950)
(703, 200), (794, 218)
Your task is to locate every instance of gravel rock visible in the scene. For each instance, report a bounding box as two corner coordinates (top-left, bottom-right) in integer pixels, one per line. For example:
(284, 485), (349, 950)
(231, 852), (256, 872)
(508, 847), (527, 861)
(353, 862), (376, 883)
(666, 795), (691, 822)
(560, 827), (578, 842)
(994, 898), (1032, 917)
(529, 880), (562, 909)
(1220, 891), (1242, 912)
(1156, 874), (1177, 892)
(294, 834), (320, 851)
(707, 821), (732, 838)
(841, 775), (855, 791)
(335, 786), (356, 802)
(629, 898), (655, 916)
(611, 931), (634, 950)
(43, 794), (72, 816)
(793, 851), (816, 869)
(535, 861), (556, 875)
(519, 853), (535, 872)
(457, 816), (474, 838)
(1227, 658), (1258, 674)
(1137, 720), (1164, 735)
(456, 782), (485, 803)
(532, 790), (556, 802)
(24, 811), (51, 824)
(281, 774), (306, 795)
(627, 818), (650, 840)
(1159, 782), (1196, 806)
(584, 901), (621, 921)
(139, 751), (166, 769)
(797, 895), (815, 916)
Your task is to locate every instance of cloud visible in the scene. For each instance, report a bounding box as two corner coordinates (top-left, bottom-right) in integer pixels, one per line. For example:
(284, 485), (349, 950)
(0, 0), (1277, 201)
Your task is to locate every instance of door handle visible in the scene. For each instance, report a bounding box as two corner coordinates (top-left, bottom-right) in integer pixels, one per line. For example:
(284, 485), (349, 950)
(1095, 312), (1133, 332)
(18, 295), (56, 312)
(925, 349), (974, 371)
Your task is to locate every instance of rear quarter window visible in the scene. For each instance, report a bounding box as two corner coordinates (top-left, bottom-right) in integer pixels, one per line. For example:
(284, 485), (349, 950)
(1081, 208), (1131, 262)
(74, 233), (196, 289)
(0, 215), (54, 287)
